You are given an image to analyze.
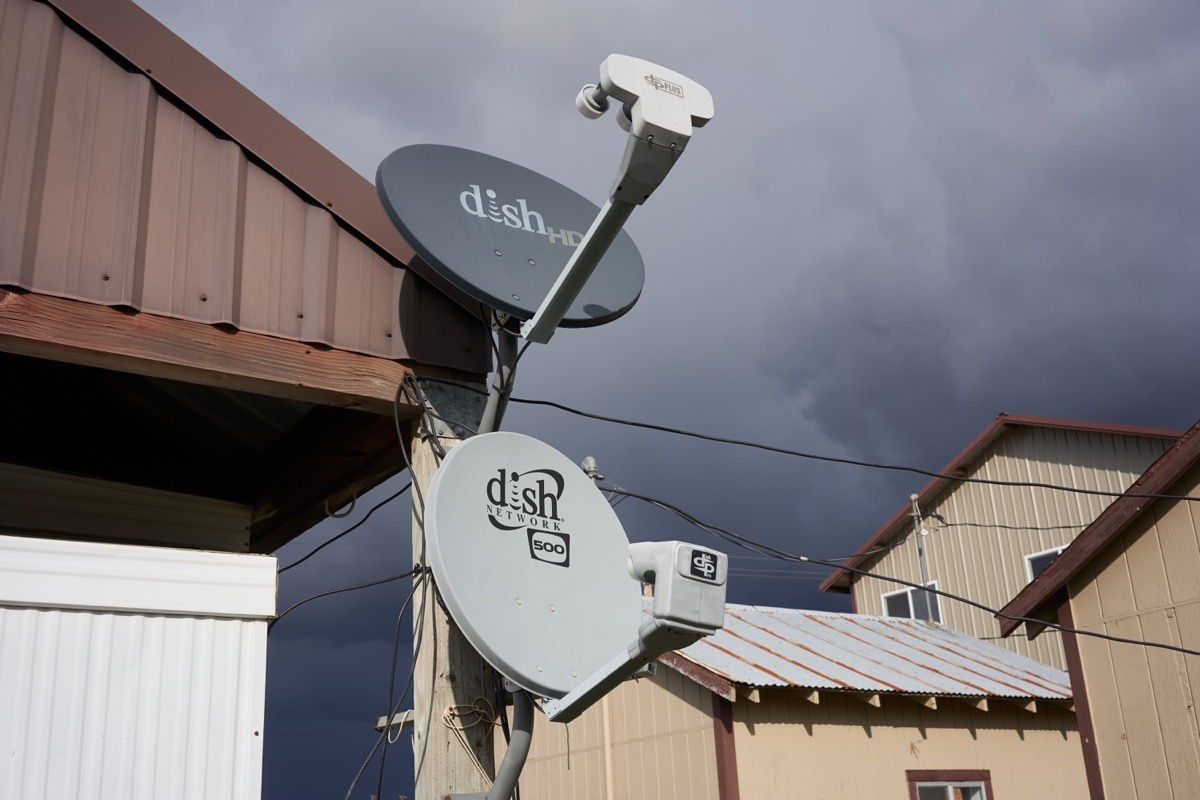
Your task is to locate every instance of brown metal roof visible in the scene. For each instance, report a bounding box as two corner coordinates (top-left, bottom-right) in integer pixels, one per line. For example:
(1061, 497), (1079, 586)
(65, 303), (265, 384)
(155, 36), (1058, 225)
(3, 0), (487, 370)
(819, 414), (1184, 594)
(0, 0), (490, 553)
(997, 418), (1200, 636)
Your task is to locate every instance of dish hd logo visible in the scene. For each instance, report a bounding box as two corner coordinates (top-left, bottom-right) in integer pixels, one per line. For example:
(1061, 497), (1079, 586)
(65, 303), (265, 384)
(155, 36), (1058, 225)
(486, 468), (571, 567)
(459, 185), (584, 248)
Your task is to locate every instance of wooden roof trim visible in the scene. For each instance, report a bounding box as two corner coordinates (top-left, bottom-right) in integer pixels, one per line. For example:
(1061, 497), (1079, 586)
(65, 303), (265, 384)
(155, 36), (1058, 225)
(819, 413), (1184, 594)
(249, 407), (411, 553)
(0, 289), (418, 415)
(657, 651), (736, 702)
(997, 418), (1200, 636)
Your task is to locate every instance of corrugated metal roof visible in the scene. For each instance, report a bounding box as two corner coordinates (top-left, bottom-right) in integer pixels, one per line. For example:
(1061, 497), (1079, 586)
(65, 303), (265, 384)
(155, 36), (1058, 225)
(0, 0), (487, 373)
(667, 604), (1071, 700)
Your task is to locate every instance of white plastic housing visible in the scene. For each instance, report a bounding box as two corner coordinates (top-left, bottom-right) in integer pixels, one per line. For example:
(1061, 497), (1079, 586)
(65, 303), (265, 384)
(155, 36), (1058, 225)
(628, 540), (727, 632)
(543, 540), (727, 723)
(598, 55), (714, 152)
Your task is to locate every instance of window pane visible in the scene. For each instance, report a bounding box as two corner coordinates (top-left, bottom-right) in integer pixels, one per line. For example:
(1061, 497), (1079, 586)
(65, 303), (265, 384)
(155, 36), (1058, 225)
(916, 787), (947, 800)
(911, 585), (942, 623)
(885, 592), (912, 618)
(1029, 550), (1059, 578)
(954, 787), (984, 800)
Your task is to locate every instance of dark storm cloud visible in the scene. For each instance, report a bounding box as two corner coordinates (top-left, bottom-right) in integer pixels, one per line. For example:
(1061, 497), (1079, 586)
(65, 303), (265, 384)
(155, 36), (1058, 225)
(755, 0), (1200, 468)
(127, 2), (1200, 797)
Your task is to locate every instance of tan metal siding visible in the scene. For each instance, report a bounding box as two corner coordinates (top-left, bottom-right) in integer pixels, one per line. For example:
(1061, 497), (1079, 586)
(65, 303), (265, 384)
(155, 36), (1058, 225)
(518, 675), (1087, 800)
(854, 428), (1173, 669)
(519, 695), (606, 800)
(515, 668), (719, 800)
(0, 0), (483, 369)
(1068, 461), (1200, 799)
(731, 689), (1087, 799)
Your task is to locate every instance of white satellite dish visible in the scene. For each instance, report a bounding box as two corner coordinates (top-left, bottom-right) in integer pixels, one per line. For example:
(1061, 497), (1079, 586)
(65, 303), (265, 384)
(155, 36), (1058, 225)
(425, 431), (644, 699)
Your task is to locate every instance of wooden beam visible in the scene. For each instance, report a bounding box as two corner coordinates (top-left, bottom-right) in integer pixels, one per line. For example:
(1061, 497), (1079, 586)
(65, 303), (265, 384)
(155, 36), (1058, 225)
(909, 695), (938, 710)
(657, 651), (736, 702)
(800, 690), (820, 705)
(0, 290), (418, 415)
(853, 693), (882, 708)
(248, 408), (411, 553)
(958, 697), (989, 712)
(1010, 699), (1038, 713)
(737, 686), (761, 703)
(375, 709), (414, 733)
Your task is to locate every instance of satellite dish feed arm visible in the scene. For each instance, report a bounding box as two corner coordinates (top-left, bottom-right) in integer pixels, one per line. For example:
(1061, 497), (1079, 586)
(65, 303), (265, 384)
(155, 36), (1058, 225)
(521, 56), (713, 344)
(519, 198), (636, 344)
(542, 541), (727, 723)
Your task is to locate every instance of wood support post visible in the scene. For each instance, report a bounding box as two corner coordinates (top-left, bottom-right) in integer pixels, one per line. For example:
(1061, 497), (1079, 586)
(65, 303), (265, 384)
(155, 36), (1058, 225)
(409, 380), (494, 800)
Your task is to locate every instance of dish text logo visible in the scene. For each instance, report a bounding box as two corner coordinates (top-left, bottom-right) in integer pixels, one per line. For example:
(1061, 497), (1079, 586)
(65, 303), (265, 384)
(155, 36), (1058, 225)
(486, 468), (565, 531)
(459, 185), (583, 247)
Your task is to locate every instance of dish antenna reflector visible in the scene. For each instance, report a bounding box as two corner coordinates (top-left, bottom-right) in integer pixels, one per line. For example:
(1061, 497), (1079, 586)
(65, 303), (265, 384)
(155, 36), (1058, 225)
(376, 144), (646, 330)
(425, 432), (728, 722)
(377, 55), (713, 346)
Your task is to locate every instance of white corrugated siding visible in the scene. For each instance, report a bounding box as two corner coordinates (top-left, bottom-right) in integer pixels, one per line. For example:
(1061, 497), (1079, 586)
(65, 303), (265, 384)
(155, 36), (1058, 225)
(854, 427), (1174, 669)
(0, 535), (274, 800)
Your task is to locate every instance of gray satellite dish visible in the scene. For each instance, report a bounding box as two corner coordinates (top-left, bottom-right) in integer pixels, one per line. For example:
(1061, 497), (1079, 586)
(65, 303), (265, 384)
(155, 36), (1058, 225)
(424, 431), (644, 699)
(376, 144), (645, 328)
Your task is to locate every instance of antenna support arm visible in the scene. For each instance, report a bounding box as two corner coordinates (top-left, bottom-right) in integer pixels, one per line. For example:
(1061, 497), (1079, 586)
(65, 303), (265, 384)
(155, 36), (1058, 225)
(521, 55), (713, 345)
(519, 198), (636, 344)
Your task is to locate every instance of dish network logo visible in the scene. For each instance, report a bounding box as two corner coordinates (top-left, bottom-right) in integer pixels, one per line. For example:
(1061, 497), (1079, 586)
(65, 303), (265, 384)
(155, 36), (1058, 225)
(485, 468), (564, 531)
(459, 185), (584, 247)
(486, 467), (571, 567)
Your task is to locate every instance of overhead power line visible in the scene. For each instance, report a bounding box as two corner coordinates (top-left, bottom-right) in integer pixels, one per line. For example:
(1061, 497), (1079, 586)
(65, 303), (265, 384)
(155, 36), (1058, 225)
(268, 568), (420, 633)
(411, 377), (1198, 505)
(604, 485), (1200, 659)
(277, 482), (413, 574)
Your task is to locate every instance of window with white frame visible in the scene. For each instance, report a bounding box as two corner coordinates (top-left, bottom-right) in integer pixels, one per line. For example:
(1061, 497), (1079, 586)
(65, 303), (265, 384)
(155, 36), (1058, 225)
(883, 582), (941, 623)
(1025, 546), (1066, 582)
(907, 770), (991, 800)
(914, 782), (987, 800)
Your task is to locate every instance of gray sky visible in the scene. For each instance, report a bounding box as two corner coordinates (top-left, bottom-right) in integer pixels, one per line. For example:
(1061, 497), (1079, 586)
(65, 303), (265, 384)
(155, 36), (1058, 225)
(131, 1), (1200, 797)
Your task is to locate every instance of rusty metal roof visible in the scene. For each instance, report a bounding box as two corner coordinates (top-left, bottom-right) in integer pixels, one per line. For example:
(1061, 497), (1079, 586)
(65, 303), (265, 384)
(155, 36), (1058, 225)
(668, 604), (1071, 700)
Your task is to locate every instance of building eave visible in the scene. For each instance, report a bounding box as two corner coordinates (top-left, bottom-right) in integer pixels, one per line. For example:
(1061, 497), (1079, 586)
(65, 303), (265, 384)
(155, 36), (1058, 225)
(819, 413), (1183, 594)
(997, 418), (1200, 636)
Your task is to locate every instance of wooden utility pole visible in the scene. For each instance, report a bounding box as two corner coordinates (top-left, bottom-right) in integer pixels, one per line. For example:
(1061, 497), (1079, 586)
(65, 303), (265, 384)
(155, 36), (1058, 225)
(410, 379), (496, 800)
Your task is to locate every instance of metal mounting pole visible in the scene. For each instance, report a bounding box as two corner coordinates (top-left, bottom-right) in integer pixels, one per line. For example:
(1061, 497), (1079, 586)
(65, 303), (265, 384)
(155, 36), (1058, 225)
(480, 327), (520, 434)
(519, 199), (637, 345)
(410, 383), (493, 800)
(910, 494), (932, 620)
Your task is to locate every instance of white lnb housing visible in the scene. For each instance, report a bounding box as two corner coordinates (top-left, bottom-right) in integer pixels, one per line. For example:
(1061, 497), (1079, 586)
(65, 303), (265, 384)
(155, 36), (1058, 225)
(627, 541), (727, 634)
(596, 55), (714, 150)
(579, 54), (714, 204)
(541, 541), (727, 723)
(521, 55), (713, 345)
